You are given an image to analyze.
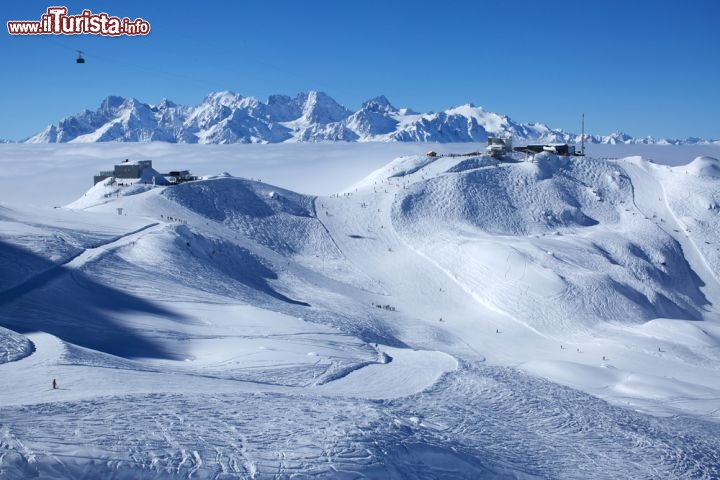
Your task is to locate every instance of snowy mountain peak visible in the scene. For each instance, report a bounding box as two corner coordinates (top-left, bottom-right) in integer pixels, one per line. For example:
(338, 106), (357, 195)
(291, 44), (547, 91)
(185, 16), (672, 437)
(203, 90), (244, 107)
(99, 95), (127, 114)
(21, 91), (717, 145)
(361, 95), (395, 111)
(297, 90), (352, 124)
(154, 98), (177, 109)
(120, 97), (144, 112)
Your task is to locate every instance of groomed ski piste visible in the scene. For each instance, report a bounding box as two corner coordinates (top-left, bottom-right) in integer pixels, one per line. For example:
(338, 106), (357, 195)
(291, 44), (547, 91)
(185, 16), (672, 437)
(1, 142), (719, 478)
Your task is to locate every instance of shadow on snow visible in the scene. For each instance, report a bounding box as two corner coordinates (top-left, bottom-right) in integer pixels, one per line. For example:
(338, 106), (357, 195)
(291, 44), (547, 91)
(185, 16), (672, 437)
(0, 241), (188, 360)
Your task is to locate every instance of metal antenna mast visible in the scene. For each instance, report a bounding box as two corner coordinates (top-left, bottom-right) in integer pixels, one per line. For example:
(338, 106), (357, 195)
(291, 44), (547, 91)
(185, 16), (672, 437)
(581, 113), (585, 156)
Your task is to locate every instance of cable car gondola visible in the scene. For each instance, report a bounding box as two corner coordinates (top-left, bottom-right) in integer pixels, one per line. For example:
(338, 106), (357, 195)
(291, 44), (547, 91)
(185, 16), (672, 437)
(76, 51), (85, 64)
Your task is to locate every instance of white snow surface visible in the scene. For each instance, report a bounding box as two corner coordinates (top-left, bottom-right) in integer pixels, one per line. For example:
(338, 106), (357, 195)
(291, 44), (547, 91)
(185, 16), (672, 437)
(0, 326), (32, 363)
(1, 142), (720, 478)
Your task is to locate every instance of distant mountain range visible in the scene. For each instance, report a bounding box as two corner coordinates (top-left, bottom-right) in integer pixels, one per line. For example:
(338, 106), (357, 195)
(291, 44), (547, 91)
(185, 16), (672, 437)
(21, 91), (718, 145)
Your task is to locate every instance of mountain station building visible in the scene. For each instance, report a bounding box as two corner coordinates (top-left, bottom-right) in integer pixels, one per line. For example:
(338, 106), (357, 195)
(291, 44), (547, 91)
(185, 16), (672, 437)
(93, 159), (197, 185)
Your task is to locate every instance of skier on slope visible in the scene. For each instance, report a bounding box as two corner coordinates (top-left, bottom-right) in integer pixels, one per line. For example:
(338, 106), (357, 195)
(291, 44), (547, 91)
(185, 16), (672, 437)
(52, 378), (57, 389)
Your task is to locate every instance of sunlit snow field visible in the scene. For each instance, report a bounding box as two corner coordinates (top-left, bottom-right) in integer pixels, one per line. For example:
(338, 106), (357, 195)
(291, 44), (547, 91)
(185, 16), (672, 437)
(1, 142), (719, 479)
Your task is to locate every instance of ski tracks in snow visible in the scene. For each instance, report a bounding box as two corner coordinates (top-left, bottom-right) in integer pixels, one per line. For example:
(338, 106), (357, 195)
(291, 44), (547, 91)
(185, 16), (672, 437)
(620, 160), (720, 306)
(2, 365), (720, 479)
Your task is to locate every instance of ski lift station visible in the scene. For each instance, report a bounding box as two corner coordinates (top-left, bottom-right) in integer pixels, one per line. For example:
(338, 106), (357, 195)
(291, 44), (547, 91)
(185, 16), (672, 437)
(513, 144), (578, 156)
(486, 137), (583, 159)
(486, 137), (513, 158)
(93, 159), (197, 185)
(486, 115), (586, 160)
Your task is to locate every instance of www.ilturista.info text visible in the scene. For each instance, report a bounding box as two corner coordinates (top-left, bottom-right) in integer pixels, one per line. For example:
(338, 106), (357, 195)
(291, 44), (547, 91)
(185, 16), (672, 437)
(7, 7), (150, 36)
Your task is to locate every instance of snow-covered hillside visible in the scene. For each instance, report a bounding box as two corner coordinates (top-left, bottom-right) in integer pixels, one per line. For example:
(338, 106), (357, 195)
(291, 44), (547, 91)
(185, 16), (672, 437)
(1, 143), (720, 478)
(24, 91), (719, 145)
(393, 154), (710, 332)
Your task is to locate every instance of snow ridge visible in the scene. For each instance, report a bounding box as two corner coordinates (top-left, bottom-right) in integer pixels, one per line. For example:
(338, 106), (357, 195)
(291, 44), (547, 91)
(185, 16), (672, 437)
(23, 92), (718, 145)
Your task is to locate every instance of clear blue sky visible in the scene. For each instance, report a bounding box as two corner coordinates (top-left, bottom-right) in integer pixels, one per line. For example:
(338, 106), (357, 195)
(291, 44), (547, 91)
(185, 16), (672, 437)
(2, 0), (718, 141)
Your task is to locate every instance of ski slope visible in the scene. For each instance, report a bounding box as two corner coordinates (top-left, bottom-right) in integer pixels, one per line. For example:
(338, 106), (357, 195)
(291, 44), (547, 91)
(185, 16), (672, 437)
(1, 143), (719, 478)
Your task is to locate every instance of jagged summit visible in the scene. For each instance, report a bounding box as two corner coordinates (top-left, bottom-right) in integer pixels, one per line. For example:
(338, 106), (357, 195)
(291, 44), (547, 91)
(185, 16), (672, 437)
(99, 95), (126, 113)
(22, 91), (717, 145)
(361, 95), (394, 110)
(296, 91), (352, 125)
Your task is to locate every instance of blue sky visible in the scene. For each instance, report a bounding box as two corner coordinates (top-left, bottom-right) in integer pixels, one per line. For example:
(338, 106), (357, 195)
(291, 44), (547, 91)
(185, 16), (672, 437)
(2, 0), (718, 141)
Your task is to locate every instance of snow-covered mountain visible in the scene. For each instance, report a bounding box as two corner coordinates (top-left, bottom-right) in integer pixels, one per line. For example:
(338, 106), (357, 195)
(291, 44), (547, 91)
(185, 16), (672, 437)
(1, 142), (720, 477)
(24, 91), (717, 145)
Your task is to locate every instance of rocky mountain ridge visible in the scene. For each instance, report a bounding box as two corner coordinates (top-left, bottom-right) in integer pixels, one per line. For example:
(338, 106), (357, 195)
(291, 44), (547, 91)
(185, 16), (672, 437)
(23, 91), (717, 145)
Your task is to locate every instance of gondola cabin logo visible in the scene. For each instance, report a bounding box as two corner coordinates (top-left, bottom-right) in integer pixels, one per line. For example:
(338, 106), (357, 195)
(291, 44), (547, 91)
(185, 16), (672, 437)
(7, 7), (150, 36)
